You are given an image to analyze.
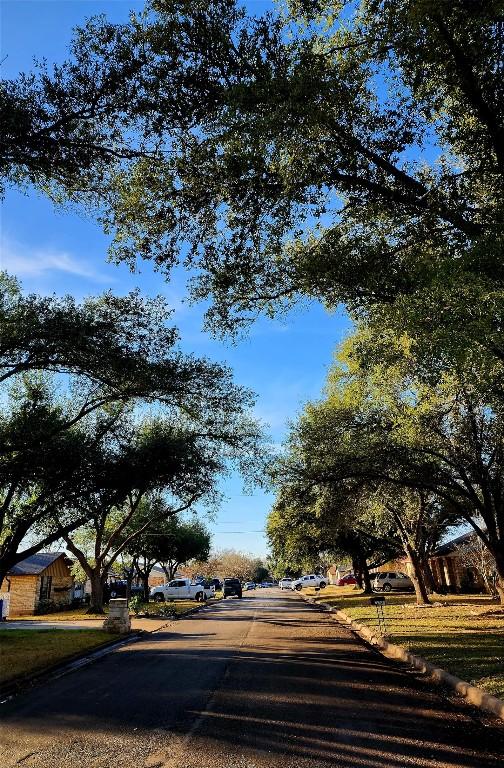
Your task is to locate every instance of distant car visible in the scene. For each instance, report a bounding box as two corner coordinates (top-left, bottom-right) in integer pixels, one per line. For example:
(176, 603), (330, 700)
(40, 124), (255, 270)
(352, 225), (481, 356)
(244, 582), (256, 591)
(290, 574), (327, 591)
(279, 578), (293, 590)
(372, 571), (414, 592)
(335, 574), (357, 586)
(223, 578), (242, 599)
(260, 581), (274, 588)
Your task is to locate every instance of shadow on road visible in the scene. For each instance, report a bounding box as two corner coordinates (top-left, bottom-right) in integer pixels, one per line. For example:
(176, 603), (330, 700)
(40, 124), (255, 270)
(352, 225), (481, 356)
(1, 593), (503, 768)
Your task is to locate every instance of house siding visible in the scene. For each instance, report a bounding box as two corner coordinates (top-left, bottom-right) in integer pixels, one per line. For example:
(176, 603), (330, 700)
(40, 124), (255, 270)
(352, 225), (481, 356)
(7, 556), (74, 616)
(7, 575), (38, 616)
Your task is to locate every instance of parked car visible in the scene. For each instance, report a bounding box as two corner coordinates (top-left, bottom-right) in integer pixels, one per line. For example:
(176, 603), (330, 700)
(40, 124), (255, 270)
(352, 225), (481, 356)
(372, 571), (414, 592)
(279, 578), (293, 590)
(335, 574), (357, 586)
(291, 574), (327, 591)
(223, 578), (242, 599)
(150, 578), (213, 602)
(244, 582), (256, 591)
(106, 581), (144, 600)
(260, 581), (274, 588)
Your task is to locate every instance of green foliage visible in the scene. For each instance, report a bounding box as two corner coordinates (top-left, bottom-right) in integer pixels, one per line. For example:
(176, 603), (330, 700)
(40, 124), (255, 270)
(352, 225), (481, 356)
(0, 273), (264, 586)
(128, 595), (144, 616)
(270, 322), (504, 601)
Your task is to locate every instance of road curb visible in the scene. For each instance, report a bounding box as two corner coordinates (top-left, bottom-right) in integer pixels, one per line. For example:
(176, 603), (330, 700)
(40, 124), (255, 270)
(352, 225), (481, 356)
(299, 593), (504, 723)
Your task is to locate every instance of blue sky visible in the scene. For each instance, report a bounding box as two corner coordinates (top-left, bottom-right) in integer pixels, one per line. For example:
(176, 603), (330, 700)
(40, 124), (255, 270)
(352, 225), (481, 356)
(1, 0), (352, 557)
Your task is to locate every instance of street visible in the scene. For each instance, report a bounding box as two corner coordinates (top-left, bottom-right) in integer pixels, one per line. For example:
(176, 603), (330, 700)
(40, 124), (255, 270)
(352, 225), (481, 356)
(1, 590), (503, 768)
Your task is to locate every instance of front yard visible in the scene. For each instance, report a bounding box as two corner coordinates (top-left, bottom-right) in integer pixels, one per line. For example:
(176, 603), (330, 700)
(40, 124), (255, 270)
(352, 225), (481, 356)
(305, 586), (504, 698)
(9, 593), (223, 622)
(0, 629), (113, 686)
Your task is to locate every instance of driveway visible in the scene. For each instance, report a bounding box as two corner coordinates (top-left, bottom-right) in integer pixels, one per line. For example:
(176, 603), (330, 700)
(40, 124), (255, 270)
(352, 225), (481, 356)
(1, 590), (503, 768)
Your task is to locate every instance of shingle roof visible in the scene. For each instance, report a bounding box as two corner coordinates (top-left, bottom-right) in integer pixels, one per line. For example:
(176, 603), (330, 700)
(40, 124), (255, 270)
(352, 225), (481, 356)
(8, 552), (67, 576)
(433, 531), (475, 557)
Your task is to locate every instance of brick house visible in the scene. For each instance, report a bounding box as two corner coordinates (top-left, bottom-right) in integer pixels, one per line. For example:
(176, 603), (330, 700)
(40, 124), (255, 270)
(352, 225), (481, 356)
(4, 552), (74, 616)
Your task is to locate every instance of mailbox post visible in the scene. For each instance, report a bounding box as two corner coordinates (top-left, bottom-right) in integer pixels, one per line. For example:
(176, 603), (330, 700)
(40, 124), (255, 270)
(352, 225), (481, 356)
(370, 595), (387, 635)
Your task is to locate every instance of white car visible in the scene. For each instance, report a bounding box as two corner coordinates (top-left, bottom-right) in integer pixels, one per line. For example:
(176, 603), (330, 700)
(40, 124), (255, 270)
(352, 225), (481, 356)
(279, 578), (293, 590)
(372, 571), (414, 592)
(150, 578), (213, 602)
(291, 574), (327, 591)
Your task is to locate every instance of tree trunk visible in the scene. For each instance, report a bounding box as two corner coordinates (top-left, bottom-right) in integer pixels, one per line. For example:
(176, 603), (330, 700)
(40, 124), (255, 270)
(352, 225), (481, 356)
(87, 570), (106, 614)
(125, 569), (134, 601)
(361, 557), (373, 594)
(142, 574), (150, 602)
(352, 557), (363, 588)
(406, 545), (431, 605)
(420, 556), (437, 594)
(494, 550), (504, 605)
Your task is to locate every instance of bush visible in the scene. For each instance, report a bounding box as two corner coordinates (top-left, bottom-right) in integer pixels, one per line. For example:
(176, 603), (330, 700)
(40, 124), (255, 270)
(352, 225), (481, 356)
(34, 600), (59, 615)
(129, 596), (143, 616)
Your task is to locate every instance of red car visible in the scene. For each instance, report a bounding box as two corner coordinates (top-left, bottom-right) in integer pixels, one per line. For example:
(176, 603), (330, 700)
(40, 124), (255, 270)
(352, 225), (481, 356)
(336, 574), (357, 586)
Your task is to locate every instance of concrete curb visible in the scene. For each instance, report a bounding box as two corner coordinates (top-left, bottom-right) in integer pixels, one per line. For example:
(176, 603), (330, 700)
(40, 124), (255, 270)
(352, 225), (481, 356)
(300, 593), (504, 722)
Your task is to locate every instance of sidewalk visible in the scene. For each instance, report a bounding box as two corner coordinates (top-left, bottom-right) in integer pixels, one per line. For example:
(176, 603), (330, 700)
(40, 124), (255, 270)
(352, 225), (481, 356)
(0, 615), (184, 632)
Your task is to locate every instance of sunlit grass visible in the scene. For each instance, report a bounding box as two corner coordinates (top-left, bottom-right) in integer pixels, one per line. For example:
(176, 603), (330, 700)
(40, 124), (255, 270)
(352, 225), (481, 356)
(304, 585), (504, 698)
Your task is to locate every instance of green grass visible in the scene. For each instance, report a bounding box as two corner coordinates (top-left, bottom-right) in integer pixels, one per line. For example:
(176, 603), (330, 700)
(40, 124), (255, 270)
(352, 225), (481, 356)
(134, 593), (223, 618)
(0, 629), (114, 685)
(305, 586), (504, 698)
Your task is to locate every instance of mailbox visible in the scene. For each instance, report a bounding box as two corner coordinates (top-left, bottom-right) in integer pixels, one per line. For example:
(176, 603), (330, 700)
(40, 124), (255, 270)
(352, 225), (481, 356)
(370, 596), (386, 606)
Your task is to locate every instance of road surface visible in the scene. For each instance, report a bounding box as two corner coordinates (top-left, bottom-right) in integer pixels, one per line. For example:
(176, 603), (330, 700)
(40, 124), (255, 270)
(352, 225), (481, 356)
(1, 590), (503, 768)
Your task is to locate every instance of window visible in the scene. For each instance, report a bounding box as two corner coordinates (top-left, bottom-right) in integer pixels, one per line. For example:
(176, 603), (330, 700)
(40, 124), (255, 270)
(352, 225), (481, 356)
(39, 574), (52, 601)
(378, 574), (387, 580)
(388, 573), (396, 578)
(175, 580), (186, 588)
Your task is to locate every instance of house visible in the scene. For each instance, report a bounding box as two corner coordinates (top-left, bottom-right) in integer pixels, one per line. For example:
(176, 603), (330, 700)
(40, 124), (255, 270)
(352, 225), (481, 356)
(148, 565), (166, 588)
(4, 552), (74, 616)
(429, 531), (489, 593)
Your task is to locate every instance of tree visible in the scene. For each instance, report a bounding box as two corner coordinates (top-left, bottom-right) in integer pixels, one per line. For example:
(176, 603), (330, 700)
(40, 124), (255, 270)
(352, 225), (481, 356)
(62, 416), (222, 612)
(148, 519), (211, 583)
(5, 3), (503, 376)
(188, 549), (262, 583)
(295, 326), (504, 603)
(268, 462), (403, 595)
(51, 0), (501, 376)
(456, 536), (498, 597)
(0, 378), (111, 587)
(250, 560), (269, 584)
(0, 274), (262, 585)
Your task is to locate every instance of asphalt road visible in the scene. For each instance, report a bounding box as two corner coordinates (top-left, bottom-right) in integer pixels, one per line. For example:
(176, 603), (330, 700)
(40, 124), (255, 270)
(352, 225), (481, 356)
(1, 590), (503, 768)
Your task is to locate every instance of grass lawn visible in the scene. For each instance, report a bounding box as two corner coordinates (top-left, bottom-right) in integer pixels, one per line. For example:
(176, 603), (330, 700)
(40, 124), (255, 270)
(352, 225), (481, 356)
(0, 629), (114, 685)
(134, 592), (223, 618)
(11, 593), (223, 622)
(304, 586), (504, 699)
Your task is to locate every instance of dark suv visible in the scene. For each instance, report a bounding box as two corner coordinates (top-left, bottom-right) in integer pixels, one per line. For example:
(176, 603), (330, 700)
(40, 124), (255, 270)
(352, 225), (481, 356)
(223, 578), (242, 599)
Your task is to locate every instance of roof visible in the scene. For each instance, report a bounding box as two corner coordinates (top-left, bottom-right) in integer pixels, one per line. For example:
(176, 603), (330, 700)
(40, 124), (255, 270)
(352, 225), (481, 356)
(8, 552), (69, 576)
(433, 531), (475, 557)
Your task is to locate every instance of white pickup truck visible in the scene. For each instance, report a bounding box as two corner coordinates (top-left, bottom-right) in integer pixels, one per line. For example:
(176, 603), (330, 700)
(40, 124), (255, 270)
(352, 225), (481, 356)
(150, 578), (213, 603)
(291, 574), (327, 591)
